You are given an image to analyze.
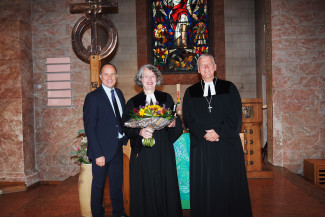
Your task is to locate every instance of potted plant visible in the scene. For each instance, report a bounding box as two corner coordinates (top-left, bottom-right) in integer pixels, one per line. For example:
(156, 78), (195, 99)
(71, 129), (92, 217)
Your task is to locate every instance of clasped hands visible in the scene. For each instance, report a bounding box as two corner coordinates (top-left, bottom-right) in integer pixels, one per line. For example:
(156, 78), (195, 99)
(204, 129), (220, 142)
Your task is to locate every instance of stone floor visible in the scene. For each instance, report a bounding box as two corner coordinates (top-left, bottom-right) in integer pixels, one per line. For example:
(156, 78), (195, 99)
(1, 163), (325, 217)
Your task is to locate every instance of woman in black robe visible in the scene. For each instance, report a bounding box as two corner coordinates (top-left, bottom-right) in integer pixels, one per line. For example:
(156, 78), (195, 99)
(122, 64), (183, 217)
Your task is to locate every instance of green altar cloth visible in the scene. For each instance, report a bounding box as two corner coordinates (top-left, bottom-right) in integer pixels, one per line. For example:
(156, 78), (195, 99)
(173, 133), (190, 209)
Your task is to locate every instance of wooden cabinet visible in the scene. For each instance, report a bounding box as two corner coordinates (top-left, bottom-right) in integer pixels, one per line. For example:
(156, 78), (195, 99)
(242, 125), (262, 171)
(304, 159), (325, 189)
(241, 98), (272, 178)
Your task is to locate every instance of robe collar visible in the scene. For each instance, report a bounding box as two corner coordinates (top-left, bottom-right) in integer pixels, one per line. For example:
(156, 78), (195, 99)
(188, 78), (231, 97)
(132, 90), (167, 108)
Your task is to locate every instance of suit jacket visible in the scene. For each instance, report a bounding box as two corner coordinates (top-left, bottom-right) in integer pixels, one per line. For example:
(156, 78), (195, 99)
(83, 85), (127, 162)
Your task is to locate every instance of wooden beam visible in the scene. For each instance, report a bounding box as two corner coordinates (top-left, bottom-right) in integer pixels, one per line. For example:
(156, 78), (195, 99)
(90, 55), (101, 91)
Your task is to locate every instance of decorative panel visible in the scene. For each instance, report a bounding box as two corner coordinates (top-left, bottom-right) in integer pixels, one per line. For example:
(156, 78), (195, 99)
(46, 57), (72, 107)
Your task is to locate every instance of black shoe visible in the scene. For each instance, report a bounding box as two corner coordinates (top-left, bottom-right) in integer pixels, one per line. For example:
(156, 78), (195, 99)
(120, 214), (129, 217)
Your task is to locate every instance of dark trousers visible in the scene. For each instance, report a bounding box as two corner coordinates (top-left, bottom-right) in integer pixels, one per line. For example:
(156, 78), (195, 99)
(91, 146), (124, 217)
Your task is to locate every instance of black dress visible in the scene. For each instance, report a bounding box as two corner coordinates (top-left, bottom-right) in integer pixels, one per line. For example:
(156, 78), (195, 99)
(183, 78), (253, 217)
(122, 90), (183, 217)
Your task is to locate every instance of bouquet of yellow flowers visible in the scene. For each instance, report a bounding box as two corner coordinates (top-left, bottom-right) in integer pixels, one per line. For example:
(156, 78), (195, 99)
(124, 104), (175, 147)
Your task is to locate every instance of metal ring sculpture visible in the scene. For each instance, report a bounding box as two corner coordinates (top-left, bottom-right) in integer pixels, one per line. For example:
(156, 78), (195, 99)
(71, 16), (118, 63)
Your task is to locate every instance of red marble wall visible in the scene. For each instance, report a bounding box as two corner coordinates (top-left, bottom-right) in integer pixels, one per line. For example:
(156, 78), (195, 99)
(32, 0), (89, 181)
(271, 0), (325, 174)
(0, 0), (38, 185)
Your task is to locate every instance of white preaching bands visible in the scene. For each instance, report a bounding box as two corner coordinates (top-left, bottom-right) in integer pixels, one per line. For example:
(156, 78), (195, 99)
(203, 81), (216, 97)
(201, 78), (217, 113)
(145, 93), (157, 105)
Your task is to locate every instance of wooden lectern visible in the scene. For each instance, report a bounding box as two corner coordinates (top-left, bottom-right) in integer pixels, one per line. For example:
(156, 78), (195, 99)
(241, 98), (272, 178)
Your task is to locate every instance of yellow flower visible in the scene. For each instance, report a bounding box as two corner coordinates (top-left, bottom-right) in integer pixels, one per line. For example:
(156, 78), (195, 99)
(139, 109), (146, 116)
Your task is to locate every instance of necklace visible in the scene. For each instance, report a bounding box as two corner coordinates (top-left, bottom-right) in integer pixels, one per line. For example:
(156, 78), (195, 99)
(201, 79), (216, 113)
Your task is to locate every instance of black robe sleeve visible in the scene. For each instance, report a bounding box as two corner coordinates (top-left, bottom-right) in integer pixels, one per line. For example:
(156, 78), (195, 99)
(182, 88), (207, 146)
(213, 82), (242, 140)
(165, 93), (183, 143)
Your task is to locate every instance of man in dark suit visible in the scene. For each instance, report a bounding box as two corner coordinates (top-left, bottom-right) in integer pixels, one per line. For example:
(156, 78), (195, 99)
(83, 64), (128, 217)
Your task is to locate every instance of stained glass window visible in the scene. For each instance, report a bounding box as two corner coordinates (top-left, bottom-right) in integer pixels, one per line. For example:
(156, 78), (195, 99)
(151, 0), (209, 73)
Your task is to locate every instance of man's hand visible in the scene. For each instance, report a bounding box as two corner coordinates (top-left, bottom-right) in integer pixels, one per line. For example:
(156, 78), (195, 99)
(204, 129), (220, 142)
(96, 156), (105, 167)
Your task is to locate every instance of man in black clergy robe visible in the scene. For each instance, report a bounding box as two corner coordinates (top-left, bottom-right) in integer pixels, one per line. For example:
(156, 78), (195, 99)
(182, 53), (253, 217)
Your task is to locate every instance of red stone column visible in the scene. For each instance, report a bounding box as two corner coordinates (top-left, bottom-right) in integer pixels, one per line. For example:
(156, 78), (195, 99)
(0, 0), (39, 186)
(270, 0), (325, 174)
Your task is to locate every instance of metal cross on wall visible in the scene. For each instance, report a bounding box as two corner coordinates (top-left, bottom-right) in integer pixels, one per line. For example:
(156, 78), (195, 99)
(70, 0), (118, 91)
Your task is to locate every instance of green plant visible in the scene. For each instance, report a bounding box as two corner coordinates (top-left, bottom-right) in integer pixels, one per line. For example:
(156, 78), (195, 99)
(71, 129), (91, 164)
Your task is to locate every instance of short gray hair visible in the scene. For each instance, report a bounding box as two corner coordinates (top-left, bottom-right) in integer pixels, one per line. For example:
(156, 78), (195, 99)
(134, 64), (163, 87)
(197, 53), (216, 67)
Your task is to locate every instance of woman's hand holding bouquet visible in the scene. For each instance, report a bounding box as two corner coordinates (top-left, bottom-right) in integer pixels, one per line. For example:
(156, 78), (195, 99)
(124, 103), (175, 147)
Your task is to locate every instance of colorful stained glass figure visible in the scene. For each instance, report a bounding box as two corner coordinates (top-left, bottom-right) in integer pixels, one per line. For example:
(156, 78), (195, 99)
(166, 49), (198, 71)
(153, 24), (168, 47)
(192, 22), (208, 45)
(152, 1), (168, 23)
(193, 0), (208, 21)
(151, 0), (209, 73)
(153, 48), (169, 71)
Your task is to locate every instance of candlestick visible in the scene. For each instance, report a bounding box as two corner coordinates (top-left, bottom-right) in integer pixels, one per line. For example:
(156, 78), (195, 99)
(176, 84), (181, 115)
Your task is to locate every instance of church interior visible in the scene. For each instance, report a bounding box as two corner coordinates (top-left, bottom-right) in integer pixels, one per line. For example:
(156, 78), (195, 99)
(0, 0), (324, 216)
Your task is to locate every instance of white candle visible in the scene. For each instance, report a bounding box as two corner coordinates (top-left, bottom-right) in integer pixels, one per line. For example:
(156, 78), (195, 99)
(176, 84), (180, 99)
